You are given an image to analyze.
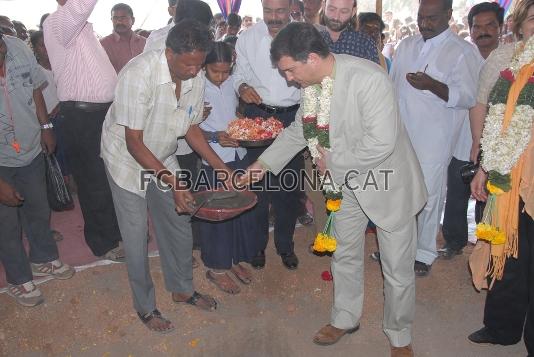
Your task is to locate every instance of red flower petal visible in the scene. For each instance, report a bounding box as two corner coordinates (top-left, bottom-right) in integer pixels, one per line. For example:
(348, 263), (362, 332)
(321, 270), (333, 281)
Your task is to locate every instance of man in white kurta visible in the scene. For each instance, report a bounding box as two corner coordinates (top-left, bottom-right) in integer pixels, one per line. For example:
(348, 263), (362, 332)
(390, 0), (481, 273)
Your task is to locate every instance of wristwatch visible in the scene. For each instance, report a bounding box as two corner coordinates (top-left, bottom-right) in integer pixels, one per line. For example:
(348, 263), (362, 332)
(40, 122), (54, 130)
(208, 131), (218, 143)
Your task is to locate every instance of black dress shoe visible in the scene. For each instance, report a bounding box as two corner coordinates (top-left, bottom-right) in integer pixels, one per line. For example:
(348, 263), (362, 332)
(280, 252), (299, 270)
(437, 245), (463, 260)
(250, 251), (265, 270)
(468, 327), (502, 345)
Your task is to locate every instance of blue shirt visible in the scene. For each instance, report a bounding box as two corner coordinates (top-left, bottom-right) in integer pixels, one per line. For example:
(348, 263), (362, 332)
(320, 29), (380, 64)
(0, 35), (47, 167)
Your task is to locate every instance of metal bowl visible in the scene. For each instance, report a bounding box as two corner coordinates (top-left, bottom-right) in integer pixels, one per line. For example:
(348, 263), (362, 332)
(191, 190), (258, 221)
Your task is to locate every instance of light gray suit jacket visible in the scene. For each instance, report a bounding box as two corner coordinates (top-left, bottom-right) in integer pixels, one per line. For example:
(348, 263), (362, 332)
(259, 54), (428, 232)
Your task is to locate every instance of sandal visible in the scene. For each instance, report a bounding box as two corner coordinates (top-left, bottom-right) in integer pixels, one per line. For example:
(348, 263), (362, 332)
(414, 261), (431, 277)
(173, 291), (218, 311)
(137, 309), (175, 334)
(206, 270), (241, 294)
(230, 264), (252, 285)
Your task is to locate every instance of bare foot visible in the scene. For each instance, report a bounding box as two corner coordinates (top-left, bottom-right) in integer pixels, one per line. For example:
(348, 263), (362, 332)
(206, 270), (241, 294)
(231, 264), (252, 284)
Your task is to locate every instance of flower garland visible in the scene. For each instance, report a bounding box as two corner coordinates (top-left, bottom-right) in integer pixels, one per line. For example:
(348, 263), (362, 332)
(475, 37), (534, 282)
(510, 36), (534, 76)
(302, 76), (342, 253)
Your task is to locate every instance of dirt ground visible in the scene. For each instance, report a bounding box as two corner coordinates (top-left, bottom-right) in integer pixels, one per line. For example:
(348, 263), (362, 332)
(0, 225), (527, 357)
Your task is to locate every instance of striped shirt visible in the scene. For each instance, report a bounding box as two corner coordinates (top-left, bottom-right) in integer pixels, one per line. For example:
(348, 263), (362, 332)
(101, 50), (205, 197)
(43, 0), (117, 103)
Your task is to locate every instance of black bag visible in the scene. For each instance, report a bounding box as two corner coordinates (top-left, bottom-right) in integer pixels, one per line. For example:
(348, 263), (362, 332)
(45, 153), (74, 211)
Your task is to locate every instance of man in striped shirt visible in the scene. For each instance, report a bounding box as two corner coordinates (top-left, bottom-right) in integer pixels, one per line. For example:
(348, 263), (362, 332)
(43, 0), (124, 262)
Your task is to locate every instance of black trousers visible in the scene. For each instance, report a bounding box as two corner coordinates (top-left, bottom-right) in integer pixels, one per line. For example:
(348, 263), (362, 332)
(244, 104), (303, 255)
(483, 200), (533, 354)
(58, 104), (122, 256)
(442, 157), (472, 250)
(177, 151), (201, 249)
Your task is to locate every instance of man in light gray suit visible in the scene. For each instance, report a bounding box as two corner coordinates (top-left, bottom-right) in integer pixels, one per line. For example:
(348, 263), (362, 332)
(238, 23), (427, 357)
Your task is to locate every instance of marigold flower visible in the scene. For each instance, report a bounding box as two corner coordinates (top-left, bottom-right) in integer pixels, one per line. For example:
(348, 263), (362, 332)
(326, 199), (341, 212)
(486, 181), (505, 196)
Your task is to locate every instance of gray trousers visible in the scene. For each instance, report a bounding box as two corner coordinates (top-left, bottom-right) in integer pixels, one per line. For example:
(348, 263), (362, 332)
(106, 171), (193, 315)
(330, 188), (416, 347)
(0, 154), (59, 285)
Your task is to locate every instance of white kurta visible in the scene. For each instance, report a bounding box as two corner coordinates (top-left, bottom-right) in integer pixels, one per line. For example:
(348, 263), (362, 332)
(391, 28), (482, 265)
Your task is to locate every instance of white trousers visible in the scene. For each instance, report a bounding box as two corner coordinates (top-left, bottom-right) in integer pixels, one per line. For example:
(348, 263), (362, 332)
(415, 162), (448, 265)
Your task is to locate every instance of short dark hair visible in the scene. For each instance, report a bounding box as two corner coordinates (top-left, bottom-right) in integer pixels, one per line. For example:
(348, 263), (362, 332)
(290, 0), (304, 12)
(205, 41), (234, 65)
(39, 13), (49, 29)
(30, 30), (43, 49)
(270, 22), (329, 63)
(358, 12), (385, 31)
(166, 19), (213, 55)
(168, 0), (177, 6)
(111, 3), (134, 17)
(175, 0), (213, 26)
(467, 2), (504, 29)
(223, 35), (238, 47)
(227, 13), (242, 27)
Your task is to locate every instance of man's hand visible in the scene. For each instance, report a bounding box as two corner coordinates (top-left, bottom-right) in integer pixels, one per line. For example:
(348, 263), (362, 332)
(316, 145), (328, 176)
(217, 132), (239, 147)
(0, 179), (24, 206)
(173, 189), (195, 214)
(41, 129), (56, 154)
(203, 102), (212, 120)
(238, 84), (262, 105)
(406, 72), (436, 91)
(470, 169), (488, 202)
(236, 161), (266, 187)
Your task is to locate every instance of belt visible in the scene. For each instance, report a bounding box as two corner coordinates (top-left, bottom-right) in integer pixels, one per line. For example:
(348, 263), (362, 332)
(60, 101), (112, 112)
(255, 103), (299, 114)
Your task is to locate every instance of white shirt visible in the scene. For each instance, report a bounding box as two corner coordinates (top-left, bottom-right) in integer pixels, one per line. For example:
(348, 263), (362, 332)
(199, 75), (246, 164)
(452, 47), (485, 161)
(390, 29), (482, 164)
(143, 21), (194, 156)
(233, 21), (300, 107)
(143, 22), (173, 53)
(41, 67), (60, 115)
(101, 50), (204, 197)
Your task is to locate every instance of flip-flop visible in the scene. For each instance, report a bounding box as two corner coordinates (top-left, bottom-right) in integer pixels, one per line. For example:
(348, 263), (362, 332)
(230, 265), (252, 285)
(177, 290), (218, 311)
(137, 309), (175, 334)
(206, 270), (241, 295)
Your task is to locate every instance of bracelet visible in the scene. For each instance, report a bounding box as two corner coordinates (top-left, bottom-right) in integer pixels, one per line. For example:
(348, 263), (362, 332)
(40, 122), (54, 130)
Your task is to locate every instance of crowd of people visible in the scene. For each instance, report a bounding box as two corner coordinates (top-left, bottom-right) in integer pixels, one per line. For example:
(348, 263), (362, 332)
(0, 0), (532, 356)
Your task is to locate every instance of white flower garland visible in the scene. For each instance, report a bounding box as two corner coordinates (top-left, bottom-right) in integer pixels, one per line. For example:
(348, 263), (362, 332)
(481, 104), (534, 174)
(302, 76), (340, 194)
(510, 36), (534, 76)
